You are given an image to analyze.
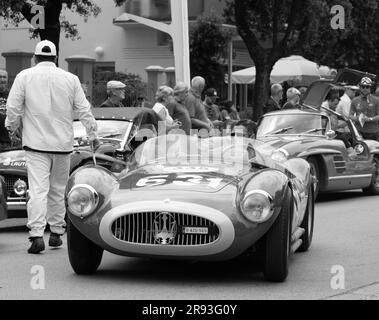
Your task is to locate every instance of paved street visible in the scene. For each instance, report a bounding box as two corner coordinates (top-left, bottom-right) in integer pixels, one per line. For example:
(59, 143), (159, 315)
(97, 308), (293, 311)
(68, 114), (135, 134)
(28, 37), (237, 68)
(1, 190), (378, 300)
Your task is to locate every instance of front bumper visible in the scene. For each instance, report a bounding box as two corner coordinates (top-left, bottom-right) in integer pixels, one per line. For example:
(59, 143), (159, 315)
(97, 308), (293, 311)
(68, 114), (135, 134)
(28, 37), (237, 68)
(69, 199), (279, 261)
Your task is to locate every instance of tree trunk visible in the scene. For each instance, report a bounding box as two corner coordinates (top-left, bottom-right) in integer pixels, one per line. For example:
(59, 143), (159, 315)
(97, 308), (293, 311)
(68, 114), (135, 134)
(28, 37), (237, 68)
(252, 63), (273, 121)
(21, 0), (62, 65)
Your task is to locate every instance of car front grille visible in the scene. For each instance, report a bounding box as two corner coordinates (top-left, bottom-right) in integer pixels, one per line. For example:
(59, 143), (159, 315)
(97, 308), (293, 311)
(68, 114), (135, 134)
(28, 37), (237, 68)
(2, 174), (28, 198)
(111, 212), (220, 245)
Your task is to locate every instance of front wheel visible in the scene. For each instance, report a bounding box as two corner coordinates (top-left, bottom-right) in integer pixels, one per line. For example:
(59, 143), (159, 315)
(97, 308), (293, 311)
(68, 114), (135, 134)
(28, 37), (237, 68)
(263, 189), (292, 282)
(67, 218), (103, 274)
(362, 157), (379, 195)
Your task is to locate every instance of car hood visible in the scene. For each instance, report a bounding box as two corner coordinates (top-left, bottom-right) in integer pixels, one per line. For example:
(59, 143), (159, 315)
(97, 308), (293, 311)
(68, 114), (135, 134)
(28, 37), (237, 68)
(256, 135), (325, 151)
(0, 150), (26, 169)
(119, 164), (246, 193)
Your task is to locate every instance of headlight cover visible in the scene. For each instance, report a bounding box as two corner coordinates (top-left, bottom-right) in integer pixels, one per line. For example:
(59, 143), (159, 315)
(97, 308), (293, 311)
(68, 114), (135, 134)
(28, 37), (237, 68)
(240, 190), (273, 223)
(271, 148), (289, 162)
(14, 179), (27, 196)
(67, 184), (99, 218)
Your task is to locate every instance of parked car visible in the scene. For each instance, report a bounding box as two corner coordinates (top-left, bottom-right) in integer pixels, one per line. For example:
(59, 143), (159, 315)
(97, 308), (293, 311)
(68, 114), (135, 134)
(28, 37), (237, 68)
(66, 134), (315, 282)
(256, 108), (379, 197)
(0, 175), (7, 222)
(0, 107), (154, 215)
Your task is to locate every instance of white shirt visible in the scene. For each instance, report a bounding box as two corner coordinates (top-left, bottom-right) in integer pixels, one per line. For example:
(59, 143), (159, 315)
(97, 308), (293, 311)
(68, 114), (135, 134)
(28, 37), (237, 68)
(5, 62), (97, 152)
(336, 93), (351, 117)
(152, 102), (174, 125)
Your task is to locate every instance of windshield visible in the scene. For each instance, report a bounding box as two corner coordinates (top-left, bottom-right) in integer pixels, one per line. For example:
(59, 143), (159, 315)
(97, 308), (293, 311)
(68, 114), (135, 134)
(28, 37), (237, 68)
(73, 119), (132, 142)
(129, 134), (277, 173)
(257, 113), (330, 137)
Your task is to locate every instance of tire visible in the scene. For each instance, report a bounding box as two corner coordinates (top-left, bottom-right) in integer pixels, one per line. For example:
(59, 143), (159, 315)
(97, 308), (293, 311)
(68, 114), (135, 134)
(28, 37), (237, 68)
(297, 186), (314, 252)
(362, 157), (379, 195)
(307, 157), (320, 199)
(263, 189), (292, 282)
(67, 218), (103, 275)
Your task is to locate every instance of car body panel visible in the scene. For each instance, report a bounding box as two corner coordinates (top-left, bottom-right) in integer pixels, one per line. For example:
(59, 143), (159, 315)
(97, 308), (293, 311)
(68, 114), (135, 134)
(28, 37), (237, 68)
(257, 110), (378, 193)
(66, 135), (313, 262)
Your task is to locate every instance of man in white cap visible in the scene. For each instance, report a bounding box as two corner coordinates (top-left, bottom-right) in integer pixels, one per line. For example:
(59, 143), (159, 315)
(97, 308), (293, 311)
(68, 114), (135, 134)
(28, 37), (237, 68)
(100, 80), (126, 108)
(5, 40), (99, 254)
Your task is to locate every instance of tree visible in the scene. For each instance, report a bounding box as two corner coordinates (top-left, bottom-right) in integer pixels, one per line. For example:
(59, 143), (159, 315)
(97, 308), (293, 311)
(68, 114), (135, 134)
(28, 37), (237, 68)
(0, 0), (101, 60)
(189, 13), (234, 93)
(222, 0), (368, 121)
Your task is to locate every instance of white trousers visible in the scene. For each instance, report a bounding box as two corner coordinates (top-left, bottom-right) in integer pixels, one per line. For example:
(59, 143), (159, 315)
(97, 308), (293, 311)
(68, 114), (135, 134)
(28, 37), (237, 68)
(25, 151), (70, 237)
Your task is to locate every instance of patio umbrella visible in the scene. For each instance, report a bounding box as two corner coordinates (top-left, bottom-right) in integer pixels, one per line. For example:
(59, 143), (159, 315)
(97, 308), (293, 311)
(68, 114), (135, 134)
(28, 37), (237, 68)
(231, 55), (321, 86)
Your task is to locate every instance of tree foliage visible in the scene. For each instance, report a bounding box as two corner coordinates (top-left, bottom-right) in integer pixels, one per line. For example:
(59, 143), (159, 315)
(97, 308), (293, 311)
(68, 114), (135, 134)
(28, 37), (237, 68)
(189, 12), (234, 92)
(0, 0), (102, 58)
(222, 0), (379, 120)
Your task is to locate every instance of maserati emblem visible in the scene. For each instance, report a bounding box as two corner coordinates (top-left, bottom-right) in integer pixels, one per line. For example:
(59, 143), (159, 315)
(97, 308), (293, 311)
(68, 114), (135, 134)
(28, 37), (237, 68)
(153, 212), (177, 245)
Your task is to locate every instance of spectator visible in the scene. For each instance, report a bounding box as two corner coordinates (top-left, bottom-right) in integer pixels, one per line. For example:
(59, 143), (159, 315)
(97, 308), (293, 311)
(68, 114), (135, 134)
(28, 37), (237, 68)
(264, 83), (283, 114)
(282, 87), (301, 110)
(322, 91), (356, 157)
(350, 77), (379, 140)
(5, 40), (99, 254)
(152, 86), (181, 132)
(184, 76), (212, 131)
(167, 82), (192, 135)
(203, 88), (223, 129)
(100, 81), (126, 108)
(299, 86), (308, 100)
(336, 85), (358, 130)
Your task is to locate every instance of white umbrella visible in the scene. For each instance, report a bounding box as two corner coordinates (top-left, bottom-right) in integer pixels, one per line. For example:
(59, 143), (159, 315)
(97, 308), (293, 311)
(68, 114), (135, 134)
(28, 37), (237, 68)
(231, 55), (321, 85)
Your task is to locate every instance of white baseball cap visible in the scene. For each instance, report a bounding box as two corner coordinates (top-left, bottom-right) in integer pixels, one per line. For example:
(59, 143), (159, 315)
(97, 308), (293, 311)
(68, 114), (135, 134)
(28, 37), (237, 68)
(107, 81), (126, 90)
(34, 40), (57, 56)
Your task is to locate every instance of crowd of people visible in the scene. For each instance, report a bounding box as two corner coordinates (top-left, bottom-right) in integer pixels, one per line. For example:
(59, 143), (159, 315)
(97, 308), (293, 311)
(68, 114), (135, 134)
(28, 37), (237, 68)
(263, 77), (379, 143)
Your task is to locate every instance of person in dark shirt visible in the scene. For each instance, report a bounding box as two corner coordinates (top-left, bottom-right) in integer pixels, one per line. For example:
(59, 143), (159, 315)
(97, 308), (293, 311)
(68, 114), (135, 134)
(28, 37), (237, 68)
(167, 82), (191, 135)
(100, 81), (126, 108)
(264, 83), (283, 114)
(282, 87), (301, 110)
(349, 77), (379, 141)
(203, 88), (223, 130)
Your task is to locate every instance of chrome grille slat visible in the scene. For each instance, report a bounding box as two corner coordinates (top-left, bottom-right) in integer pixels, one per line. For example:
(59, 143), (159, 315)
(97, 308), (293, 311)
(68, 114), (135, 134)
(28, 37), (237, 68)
(112, 211), (220, 246)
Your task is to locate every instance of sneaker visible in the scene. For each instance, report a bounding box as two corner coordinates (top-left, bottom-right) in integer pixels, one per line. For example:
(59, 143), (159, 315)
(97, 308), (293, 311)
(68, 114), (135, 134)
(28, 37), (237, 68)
(49, 233), (63, 247)
(28, 237), (45, 254)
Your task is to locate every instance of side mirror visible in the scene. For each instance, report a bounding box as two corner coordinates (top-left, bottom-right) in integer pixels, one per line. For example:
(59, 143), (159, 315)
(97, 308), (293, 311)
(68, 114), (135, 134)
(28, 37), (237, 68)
(325, 130), (336, 139)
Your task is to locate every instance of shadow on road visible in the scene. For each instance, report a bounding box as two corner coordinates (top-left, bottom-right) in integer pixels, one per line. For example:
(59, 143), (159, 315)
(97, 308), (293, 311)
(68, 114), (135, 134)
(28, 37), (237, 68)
(317, 190), (370, 203)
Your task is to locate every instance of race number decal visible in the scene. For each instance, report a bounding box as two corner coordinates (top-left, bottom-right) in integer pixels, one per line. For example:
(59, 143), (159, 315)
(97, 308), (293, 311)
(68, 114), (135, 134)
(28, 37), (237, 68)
(135, 175), (224, 189)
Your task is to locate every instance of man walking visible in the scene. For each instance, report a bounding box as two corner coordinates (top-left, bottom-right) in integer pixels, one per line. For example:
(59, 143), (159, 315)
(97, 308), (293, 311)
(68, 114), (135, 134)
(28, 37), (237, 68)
(349, 77), (379, 140)
(5, 40), (99, 254)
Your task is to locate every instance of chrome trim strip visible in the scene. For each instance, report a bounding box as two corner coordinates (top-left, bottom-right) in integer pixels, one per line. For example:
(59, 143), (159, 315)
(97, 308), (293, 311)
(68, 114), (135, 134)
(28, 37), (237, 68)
(99, 201), (235, 256)
(328, 174), (372, 181)
(7, 201), (27, 210)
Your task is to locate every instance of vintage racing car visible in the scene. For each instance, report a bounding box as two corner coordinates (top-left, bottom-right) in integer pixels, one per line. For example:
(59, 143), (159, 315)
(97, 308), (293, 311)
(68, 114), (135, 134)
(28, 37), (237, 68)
(66, 134), (315, 282)
(256, 109), (379, 197)
(0, 107), (154, 215)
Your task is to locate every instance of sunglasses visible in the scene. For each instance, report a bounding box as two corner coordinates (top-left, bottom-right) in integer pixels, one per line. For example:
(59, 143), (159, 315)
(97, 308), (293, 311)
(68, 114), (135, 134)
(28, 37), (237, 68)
(360, 85), (371, 89)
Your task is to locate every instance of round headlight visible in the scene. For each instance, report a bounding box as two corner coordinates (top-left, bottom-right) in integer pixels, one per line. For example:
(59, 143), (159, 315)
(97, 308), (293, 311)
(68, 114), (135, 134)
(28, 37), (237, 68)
(67, 184), (99, 218)
(240, 190), (273, 223)
(14, 179), (27, 196)
(271, 149), (289, 162)
(354, 144), (364, 155)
